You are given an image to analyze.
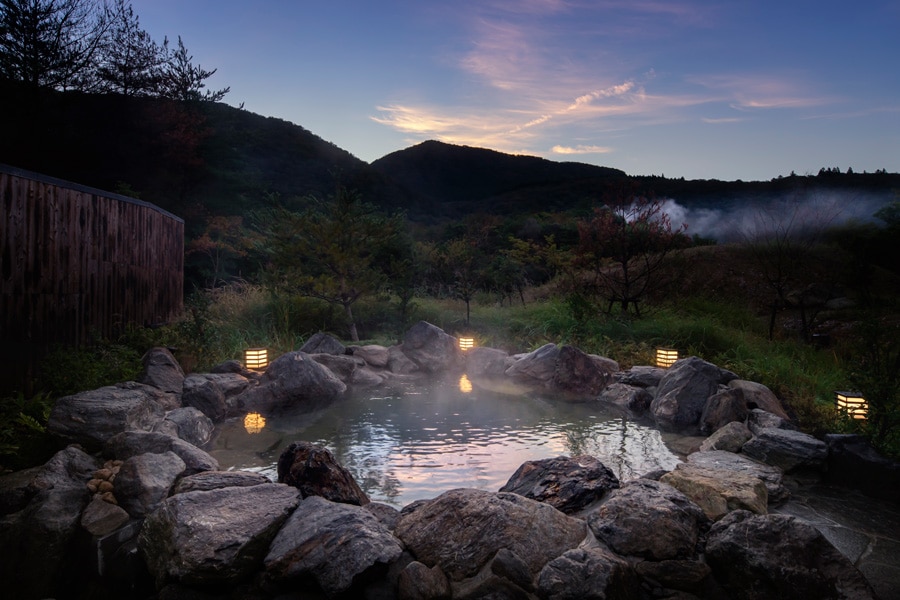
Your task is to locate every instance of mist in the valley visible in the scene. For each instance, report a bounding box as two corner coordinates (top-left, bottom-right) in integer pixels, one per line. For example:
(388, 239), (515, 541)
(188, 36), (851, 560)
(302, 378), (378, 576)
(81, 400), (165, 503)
(658, 189), (895, 243)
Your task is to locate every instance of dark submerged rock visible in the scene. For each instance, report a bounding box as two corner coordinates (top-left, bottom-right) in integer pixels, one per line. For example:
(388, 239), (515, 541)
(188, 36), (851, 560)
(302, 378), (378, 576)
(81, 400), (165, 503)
(277, 441), (369, 505)
(499, 454), (620, 515)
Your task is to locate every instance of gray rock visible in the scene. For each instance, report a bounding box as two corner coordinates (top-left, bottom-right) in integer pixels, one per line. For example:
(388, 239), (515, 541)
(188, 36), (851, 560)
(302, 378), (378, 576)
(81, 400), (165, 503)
(365, 501), (402, 531)
(276, 441), (369, 505)
(155, 406), (214, 447)
(114, 451), (187, 517)
(48, 382), (168, 450)
(300, 332), (347, 355)
(349, 344), (391, 368)
(706, 510), (876, 600)
(741, 427), (828, 474)
(104, 431), (219, 475)
(699, 421), (753, 452)
(311, 352), (365, 382)
(398, 560), (451, 600)
(660, 462), (768, 521)
(537, 546), (637, 600)
(464, 346), (513, 379)
(700, 387), (748, 434)
(651, 356), (737, 432)
(505, 343), (611, 399)
(236, 351), (347, 414)
(181, 373), (227, 421)
(728, 379), (790, 419)
(0, 465), (43, 515)
(263, 495), (403, 595)
(616, 365), (666, 388)
(491, 547), (535, 592)
(172, 470), (271, 494)
(598, 382), (653, 414)
(634, 559), (712, 596)
(587, 478), (708, 560)
(499, 455), (620, 515)
(80, 496), (130, 537)
(400, 321), (463, 374)
(139, 347), (185, 397)
(388, 344), (419, 374)
(747, 407), (797, 434)
(686, 450), (790, 505)
(0, 446), (100, 599)
(138, 484), (301, 587)
(394, 488), (586, 581)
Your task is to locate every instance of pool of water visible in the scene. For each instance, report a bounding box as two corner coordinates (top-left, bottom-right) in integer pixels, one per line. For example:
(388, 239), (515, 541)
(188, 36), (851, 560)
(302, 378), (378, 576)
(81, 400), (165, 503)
(210, 374), (684, 507)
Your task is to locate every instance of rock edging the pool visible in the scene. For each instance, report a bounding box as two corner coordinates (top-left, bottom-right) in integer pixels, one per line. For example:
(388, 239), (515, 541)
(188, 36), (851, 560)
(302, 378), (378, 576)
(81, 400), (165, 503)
(0, 320), (896, 599)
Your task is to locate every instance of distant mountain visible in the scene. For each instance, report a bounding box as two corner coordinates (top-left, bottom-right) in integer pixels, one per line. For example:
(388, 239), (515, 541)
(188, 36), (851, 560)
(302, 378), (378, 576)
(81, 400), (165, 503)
(2, 80), (897, 231)
(371, 140), (628, 219)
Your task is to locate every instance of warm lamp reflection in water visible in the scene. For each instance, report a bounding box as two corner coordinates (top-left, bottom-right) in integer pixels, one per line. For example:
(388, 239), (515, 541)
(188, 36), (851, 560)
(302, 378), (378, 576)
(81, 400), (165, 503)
(459, 374), (473, 394)
(243, 412), (266, 434)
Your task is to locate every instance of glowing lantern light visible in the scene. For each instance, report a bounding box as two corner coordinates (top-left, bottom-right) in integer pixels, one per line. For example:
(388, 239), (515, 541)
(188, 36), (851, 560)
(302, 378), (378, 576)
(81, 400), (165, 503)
(656, 348), (678, 368)
(459, 337), (475, 351)
(243, 412), (266, 434)
(835, 391), (868, 420)
(244, 348), (268, 370)
(459, 374), (473, 394)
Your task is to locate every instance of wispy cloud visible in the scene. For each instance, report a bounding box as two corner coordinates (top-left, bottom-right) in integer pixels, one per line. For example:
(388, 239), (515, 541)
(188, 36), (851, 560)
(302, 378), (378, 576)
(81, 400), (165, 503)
(552, 144), (613, 154)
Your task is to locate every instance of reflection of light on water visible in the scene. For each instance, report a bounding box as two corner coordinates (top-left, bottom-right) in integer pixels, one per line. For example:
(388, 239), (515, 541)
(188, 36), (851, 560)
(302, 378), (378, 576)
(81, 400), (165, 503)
(213, 377), (685, 506)
(243, 412), (266, 434)
(459, 374), (473, 393)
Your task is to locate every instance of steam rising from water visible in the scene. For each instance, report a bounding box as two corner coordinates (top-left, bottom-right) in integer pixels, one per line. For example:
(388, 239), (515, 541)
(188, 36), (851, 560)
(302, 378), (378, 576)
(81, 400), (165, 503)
(658, 189), (892, 242)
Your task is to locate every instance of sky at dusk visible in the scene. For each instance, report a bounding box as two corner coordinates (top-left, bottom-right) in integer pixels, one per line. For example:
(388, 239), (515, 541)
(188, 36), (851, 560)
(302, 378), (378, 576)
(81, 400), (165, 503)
(130, 0), (899, 181)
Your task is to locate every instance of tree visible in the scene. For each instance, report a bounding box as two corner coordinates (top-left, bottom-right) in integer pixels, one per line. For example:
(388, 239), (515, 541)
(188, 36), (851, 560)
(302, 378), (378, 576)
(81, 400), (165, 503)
(160, 35), (228, 102)
(576, 183), (689, 315)
(186, 215), (257, 288)
(266, 185), (404, 342)
(93, 0), (162, 96)
(0, 0), (109, 90)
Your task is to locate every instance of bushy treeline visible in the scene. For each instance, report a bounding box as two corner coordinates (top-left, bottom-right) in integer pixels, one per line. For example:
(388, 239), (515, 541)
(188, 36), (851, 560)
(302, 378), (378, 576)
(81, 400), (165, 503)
(0, 0), (227, 101)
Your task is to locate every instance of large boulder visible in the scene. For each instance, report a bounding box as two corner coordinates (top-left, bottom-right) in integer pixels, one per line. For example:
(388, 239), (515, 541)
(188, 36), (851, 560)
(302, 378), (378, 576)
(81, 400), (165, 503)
(748, 407), (797, 434)
(660, 462), (769, 521)
(699, 387), (749, 434)
(276, 441), (369, 505)
(686, 450), (790, 505)
(104, 431), (219, 475)
(138, 484), (301, 587)
(400, 321), (462, 374)
(0, 446), (101, 599)
(348, 344), (391, 368)
(139, 347), (185, 398)
(727, 379), (790, 420)
(650, 356), (738, 432)
(616, 365), (666, 388)
(154, 406), (214, 447)
(741, 427), (828, 474)
(824, 434), (900, 501)
(263, 495), (403, 596)
(47, 382), (169, 450)
(181, 373), (227, 421)
(464, 346), (513, 379)
(300, 332), (347, 355)
(114, 451), (186, 517)
(236, 351), (347, 414)
(505, 343), (611, 399)
(598, 382), (653, 414)
(499, 455), (620, 515)
(394, 488), (586, 582)
(705, 510), (876, 600)
(587, 478), (709, 561)
(537, 547), (638, 600)
(698, 420), (753, 453)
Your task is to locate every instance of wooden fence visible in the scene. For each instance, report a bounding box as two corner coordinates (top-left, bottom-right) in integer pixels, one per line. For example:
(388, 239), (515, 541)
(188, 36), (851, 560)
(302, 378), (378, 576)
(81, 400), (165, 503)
(0, 164), (184, 394)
